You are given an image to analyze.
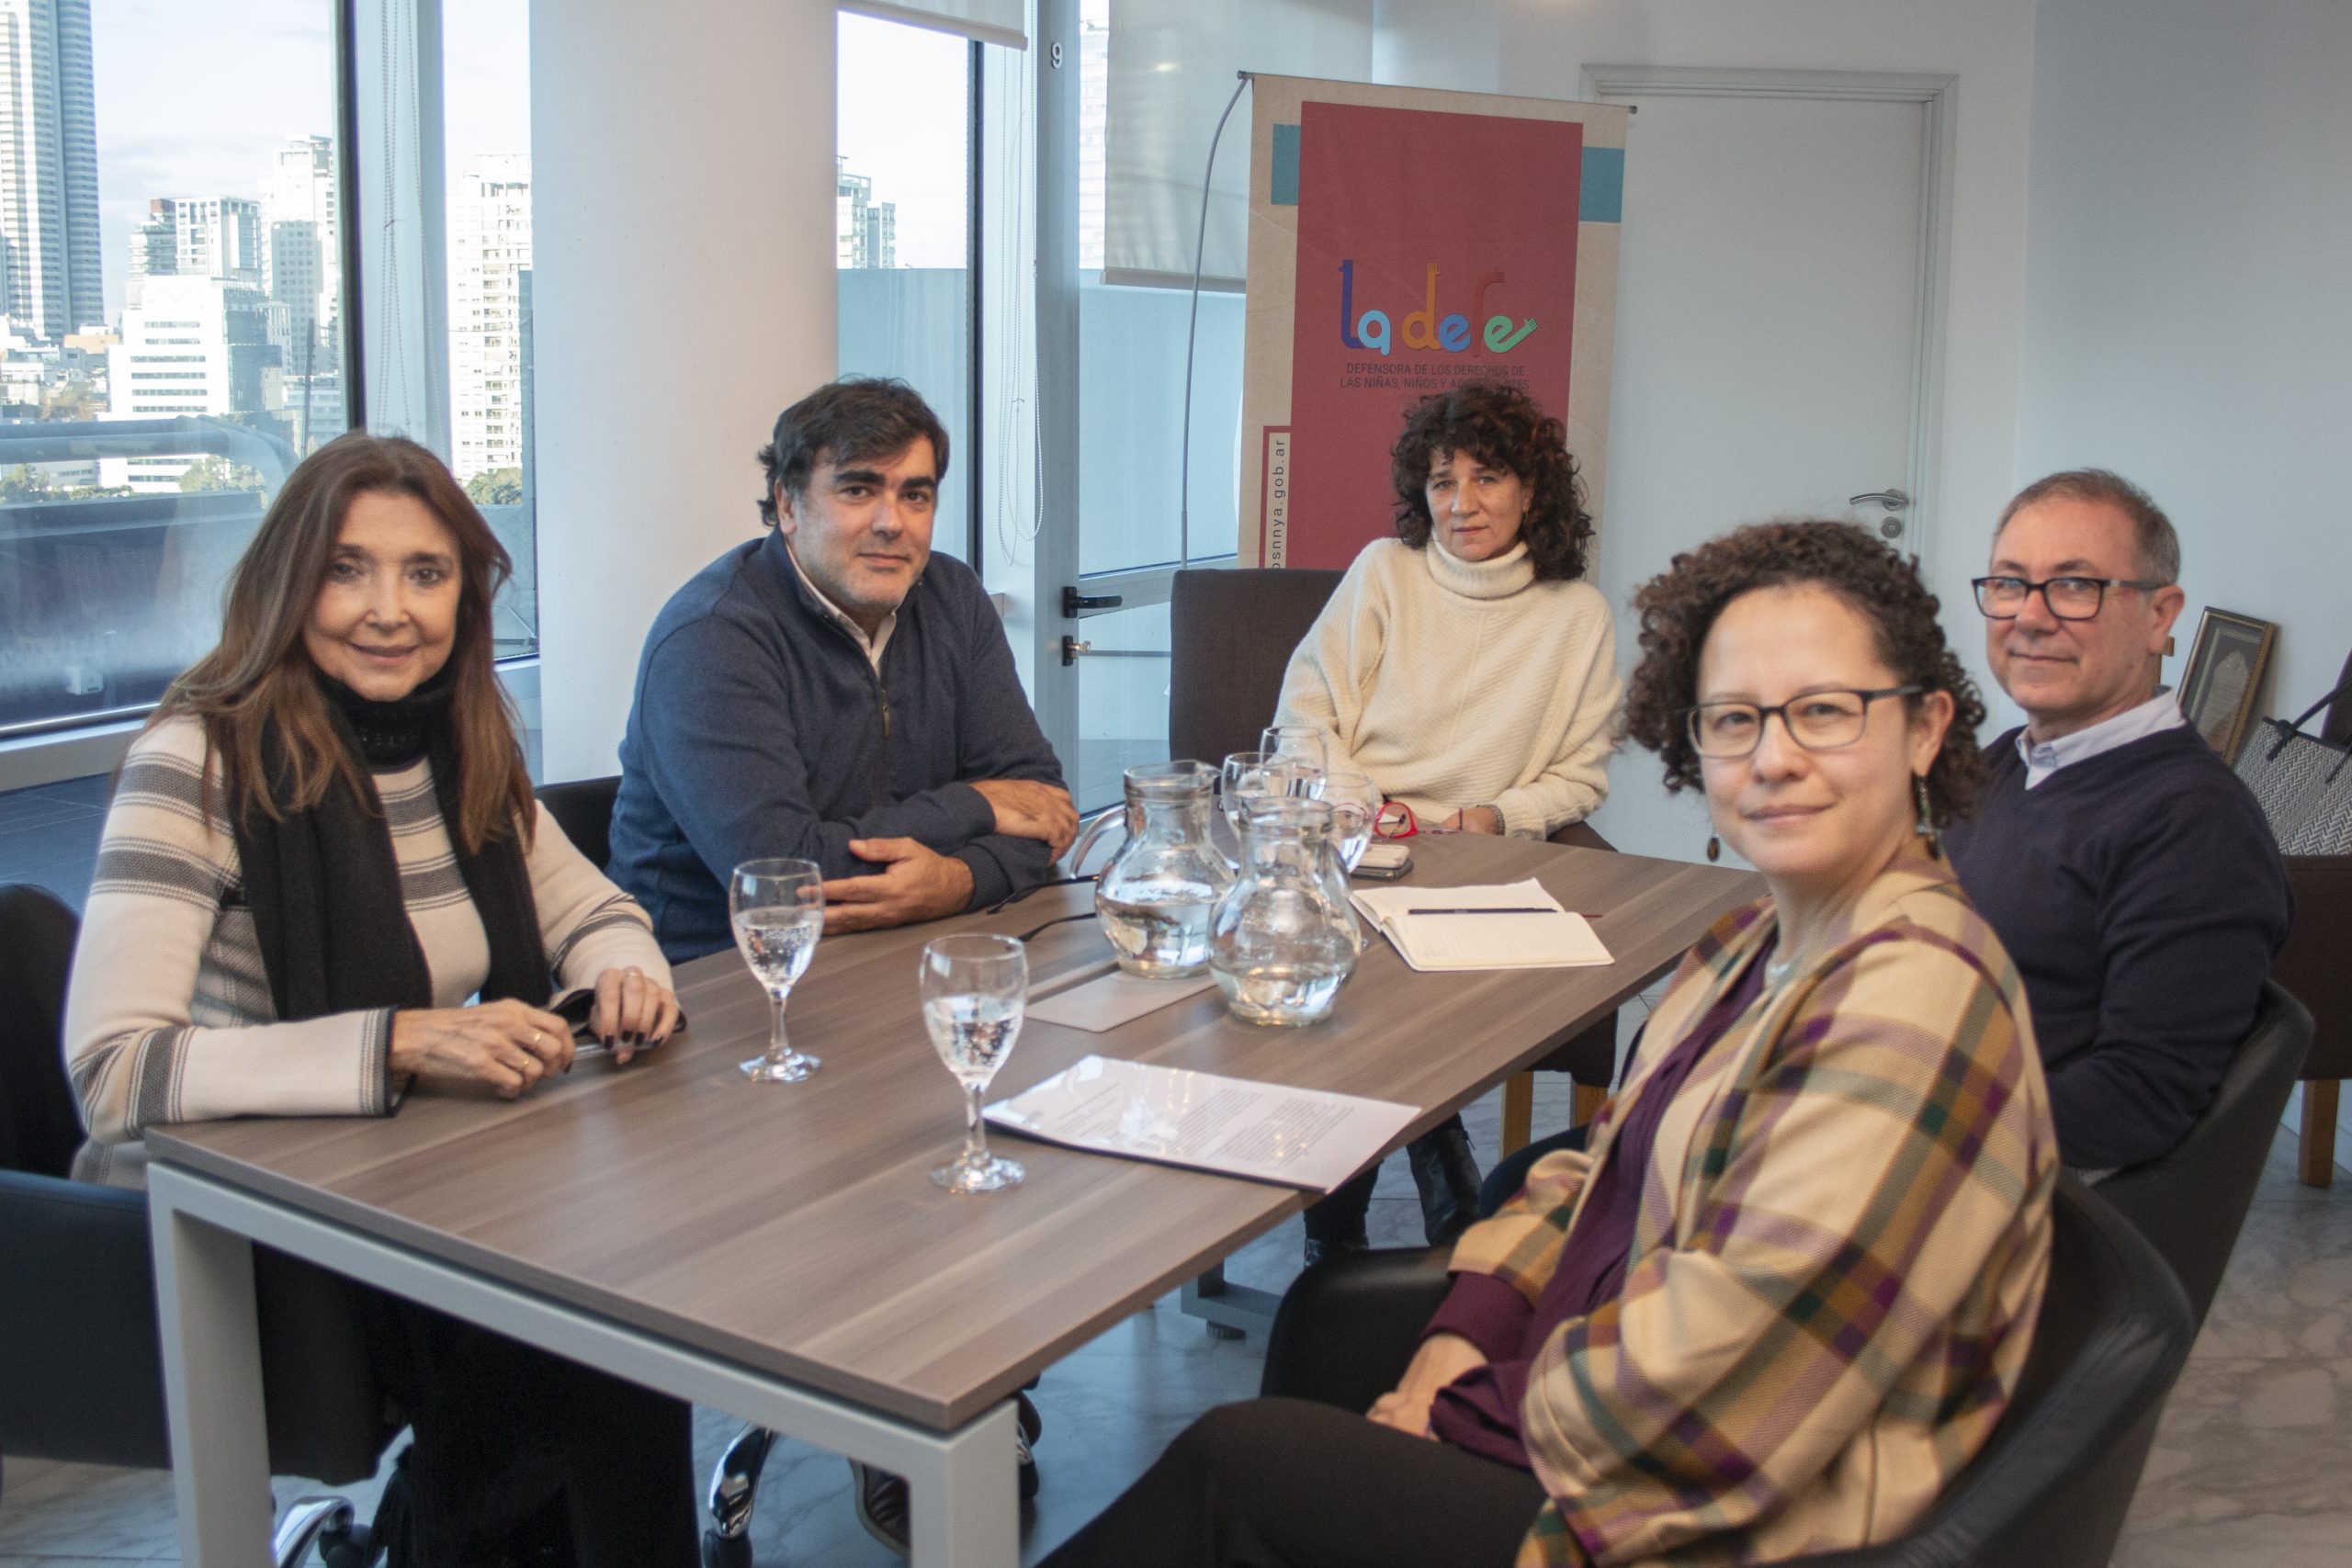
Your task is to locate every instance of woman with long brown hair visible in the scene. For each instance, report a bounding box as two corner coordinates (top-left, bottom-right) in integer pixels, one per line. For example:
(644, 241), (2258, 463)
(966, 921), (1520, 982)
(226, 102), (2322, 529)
(63, 432), (696, 1564)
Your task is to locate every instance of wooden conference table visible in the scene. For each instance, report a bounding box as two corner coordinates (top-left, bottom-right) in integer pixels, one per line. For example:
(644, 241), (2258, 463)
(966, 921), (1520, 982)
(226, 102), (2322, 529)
(144, 833), (1759, 1566)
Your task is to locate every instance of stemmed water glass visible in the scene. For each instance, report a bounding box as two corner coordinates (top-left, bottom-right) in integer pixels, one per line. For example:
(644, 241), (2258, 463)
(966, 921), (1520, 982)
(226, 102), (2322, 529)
(1319, 769), (1381, 874)
(730, 857), (824, 1082)
(1259, 725), (1328, 774)
(1221, 750), (1323, 838)
(922, 934), (1029, 1194)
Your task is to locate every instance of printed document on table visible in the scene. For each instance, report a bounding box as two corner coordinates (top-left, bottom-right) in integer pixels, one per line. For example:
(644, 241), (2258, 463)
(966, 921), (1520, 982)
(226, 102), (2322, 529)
(1351, 877), (1612, 971)
(984, 1055), (1419, 1191)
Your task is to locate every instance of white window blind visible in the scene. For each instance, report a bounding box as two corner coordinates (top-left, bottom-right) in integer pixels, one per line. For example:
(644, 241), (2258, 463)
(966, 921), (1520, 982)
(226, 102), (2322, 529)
(840, 0), (1026, 50)
(1102, 0), (1371, 289)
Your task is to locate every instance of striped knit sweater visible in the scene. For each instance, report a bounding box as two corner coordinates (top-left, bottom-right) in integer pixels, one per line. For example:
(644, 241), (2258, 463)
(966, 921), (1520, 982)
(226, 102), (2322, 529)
(64, 716), (670, 1188)
(1272, 537), (1621, 839)
(1450, 849), (2056, 1566)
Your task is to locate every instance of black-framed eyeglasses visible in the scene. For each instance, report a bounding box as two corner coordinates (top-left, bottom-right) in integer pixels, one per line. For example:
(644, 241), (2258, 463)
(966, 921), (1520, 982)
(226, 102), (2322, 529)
(1972, 574), (2165, 621)
(1684, 685), (1922, 759)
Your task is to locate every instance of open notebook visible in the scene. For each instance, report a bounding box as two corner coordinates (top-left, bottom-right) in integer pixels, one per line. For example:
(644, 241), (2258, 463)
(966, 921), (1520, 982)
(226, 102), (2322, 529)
(1351, 877), (1612, 972)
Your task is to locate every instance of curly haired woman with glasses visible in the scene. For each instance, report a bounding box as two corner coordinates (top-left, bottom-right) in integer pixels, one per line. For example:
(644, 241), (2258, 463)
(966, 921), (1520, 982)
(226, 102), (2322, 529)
(1043, 520), (2055, 1568)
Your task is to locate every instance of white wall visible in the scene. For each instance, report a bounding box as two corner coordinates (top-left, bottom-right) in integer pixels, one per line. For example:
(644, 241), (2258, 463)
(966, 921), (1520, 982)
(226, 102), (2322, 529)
(2014, 0), (2352, 727)
(530, 0), (839, 782)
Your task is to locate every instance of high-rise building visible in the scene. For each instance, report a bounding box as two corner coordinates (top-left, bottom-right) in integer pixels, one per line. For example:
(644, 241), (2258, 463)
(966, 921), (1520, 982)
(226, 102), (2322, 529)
(0, 0), (103, 342)
(448, 152), (531, 485)
(126, 197), (263, 299)
(862, 202), (896, 271)
(261, 135), (339, 377)
(125, 206), (173, 310)
(836, 157), (897, 269)
(100, 273), (284, 491)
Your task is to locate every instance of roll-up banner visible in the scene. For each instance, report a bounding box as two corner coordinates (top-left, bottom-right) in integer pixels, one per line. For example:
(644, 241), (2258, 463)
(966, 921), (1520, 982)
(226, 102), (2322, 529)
(1238, 76), (1626, 570)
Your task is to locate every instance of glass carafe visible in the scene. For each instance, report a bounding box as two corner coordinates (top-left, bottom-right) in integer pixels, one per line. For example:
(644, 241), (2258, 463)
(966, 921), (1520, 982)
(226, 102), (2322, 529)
(1209, 798), (1360, 1026)
(1070, 761), (1233, 978)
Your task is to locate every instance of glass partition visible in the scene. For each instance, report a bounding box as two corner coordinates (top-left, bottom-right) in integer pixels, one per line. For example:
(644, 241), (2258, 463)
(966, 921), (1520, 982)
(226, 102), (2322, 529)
(836, 12), (975, 562)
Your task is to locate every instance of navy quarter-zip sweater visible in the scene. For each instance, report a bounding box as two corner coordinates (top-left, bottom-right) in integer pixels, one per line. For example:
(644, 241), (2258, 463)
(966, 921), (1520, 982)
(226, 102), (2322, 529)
(610, 531), (1067, 962)
(1945, 724), (2290, 1172)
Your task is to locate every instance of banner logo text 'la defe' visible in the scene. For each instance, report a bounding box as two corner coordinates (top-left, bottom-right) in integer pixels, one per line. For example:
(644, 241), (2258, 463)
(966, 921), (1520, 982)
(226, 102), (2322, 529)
(1338, 262), (1537, 358)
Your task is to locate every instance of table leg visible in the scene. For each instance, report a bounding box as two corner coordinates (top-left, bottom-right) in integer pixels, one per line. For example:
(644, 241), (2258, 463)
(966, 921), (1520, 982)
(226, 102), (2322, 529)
(149, 1179), (274, 1566)
(907, 1397), (1020, 1568)
(1181, 1261), (1281, 1339)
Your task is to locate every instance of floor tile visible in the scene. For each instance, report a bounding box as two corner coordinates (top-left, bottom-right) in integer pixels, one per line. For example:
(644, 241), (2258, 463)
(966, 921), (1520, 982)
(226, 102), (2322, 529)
(0, 1459), (180, 1561)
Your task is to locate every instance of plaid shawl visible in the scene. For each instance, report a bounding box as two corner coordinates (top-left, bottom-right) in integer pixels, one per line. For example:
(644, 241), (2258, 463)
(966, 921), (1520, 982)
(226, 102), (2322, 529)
(1453, 849), (2055, 1566)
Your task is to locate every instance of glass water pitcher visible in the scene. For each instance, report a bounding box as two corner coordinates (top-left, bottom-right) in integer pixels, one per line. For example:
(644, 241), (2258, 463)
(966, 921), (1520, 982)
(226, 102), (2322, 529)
(1208, 797), (1360, 1026)
(1069, 761), (1234, 978)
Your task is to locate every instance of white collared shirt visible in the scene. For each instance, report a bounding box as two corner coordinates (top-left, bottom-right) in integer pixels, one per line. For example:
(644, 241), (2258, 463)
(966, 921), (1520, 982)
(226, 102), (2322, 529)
(2017, 691), (2187, 788)
(786, 546), (897, 673)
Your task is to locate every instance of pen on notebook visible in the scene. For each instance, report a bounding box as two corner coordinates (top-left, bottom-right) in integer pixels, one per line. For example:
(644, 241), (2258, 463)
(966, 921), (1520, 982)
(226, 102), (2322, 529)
(1405, 906), (1598, 917)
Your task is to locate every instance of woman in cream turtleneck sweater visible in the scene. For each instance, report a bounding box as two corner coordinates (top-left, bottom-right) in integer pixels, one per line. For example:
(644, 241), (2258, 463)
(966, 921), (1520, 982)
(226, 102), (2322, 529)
(1274, 382), (1623, 1258)
(1275, 386), (1621, 840)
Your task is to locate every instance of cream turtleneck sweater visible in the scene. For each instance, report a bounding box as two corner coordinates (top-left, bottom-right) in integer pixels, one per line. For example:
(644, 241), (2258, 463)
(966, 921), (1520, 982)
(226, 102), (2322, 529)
(1272, 537), (1621, 839)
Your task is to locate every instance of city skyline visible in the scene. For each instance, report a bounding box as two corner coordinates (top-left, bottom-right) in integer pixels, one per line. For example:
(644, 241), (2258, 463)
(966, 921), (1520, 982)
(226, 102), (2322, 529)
(88, 0), (526, 327)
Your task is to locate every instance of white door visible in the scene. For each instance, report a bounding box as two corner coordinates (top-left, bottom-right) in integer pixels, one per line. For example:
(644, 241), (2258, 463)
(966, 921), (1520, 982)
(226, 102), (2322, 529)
(1583, 73), (1947, 865)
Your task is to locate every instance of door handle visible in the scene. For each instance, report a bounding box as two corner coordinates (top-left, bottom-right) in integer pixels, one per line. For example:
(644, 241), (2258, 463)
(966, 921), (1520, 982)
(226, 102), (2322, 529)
(1062, 586), (1124, 617)
(1848, 489), (1909, 511)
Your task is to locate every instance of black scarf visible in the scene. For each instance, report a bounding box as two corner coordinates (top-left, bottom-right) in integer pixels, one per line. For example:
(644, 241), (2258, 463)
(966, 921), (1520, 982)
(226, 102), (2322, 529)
(232, 668), (549, 1023)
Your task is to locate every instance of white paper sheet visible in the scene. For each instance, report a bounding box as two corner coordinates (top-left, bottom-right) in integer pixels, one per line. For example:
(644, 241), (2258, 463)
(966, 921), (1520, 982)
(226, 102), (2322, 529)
(1027, 970), (1218, 1032)
(984, 1055), (1420, 1190)
(1351, 878), (1612, 970)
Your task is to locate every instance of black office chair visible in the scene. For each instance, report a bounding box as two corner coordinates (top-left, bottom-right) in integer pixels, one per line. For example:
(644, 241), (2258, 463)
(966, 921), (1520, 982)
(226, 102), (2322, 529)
(2097, 980), (2312, 1327)
(1166, 567), (1345, 767)
(0, 885), (399, 1566)
(537, 774), (622, 874)
(1262, 1172), (2193, 1568)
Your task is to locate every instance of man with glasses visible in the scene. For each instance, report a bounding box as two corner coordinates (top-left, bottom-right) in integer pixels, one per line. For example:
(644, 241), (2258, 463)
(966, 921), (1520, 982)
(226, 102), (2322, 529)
(1944, 469), (2289, 1175)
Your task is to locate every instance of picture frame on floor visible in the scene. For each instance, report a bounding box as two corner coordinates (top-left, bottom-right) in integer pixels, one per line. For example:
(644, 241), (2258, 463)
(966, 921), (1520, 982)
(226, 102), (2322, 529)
(2179, 608), (2278, 762)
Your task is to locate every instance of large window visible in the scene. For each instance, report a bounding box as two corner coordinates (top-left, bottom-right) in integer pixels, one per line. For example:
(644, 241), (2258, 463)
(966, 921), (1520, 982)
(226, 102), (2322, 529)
(439, 0), (535, 660)
(1066, 0), (1249, 804)
(835, 12), (975, 562)
(0, 1), (336, 739)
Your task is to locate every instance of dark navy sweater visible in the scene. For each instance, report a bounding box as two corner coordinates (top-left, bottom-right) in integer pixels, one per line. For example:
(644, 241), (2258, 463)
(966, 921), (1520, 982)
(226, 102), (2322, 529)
(609, 532), (1066, 962)
(1945, 725), (2290, 1171)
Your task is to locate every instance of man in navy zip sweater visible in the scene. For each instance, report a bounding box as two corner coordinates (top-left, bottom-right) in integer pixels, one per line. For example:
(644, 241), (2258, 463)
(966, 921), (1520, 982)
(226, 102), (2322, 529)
(1944, 470), (2289, 1175)
(611, 378), (1076, 963)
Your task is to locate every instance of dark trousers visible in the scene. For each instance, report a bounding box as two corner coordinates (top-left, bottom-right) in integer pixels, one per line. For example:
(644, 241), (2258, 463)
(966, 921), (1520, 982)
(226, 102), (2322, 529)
(1476, 1123), (1589, 1219)
(1303, 1112), (1476, 1247)
(363, 1294), (699, 1568)
(1038, 1397), (1555, 1568)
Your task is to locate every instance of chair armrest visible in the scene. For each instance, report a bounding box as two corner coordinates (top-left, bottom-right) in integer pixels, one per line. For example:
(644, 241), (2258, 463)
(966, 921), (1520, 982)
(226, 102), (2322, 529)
(1260, 1245), (1454, 1412)
(0, 1170), (174, 1468)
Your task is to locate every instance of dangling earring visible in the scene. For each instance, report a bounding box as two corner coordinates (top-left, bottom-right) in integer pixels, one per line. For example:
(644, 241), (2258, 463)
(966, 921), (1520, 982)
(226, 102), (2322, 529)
(1705, 833), (1722, 863)
(1915, 774), (1940, 859)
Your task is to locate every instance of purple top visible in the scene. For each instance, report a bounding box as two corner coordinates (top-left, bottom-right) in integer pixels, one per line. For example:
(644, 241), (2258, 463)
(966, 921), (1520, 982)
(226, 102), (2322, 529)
(1423, 942), (1775, 1470)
